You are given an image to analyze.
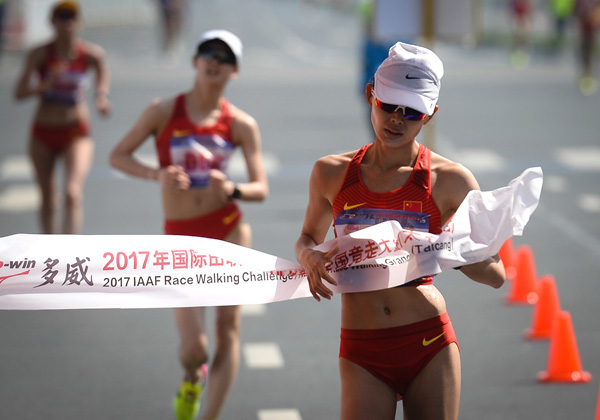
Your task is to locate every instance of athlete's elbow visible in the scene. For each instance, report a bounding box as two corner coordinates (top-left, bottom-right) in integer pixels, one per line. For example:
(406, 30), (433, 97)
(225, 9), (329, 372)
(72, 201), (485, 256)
(108, 151), (118, 169)
(489, 277), (505, 289)
(13, 89), (27, 101)
(256, 184), (269, 202)
(109, 150), (125, 170)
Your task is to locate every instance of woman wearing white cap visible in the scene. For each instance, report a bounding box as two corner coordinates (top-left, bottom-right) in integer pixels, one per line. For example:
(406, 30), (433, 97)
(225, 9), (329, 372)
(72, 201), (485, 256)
(110, 30), (268, 420)
(295, 42), (505, 419)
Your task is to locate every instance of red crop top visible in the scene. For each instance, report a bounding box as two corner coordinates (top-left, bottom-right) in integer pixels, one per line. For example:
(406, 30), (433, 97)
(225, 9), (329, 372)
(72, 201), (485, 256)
(37, 41), (90, 105)
(332, 143), (442, 286)
(155, 94), (235, 188)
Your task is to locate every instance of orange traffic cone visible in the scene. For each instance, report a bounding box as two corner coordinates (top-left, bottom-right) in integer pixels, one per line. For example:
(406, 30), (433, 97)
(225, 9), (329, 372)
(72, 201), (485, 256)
(505, 245), (538, 305)
(595, 381), (600, 420)
(538, 311), (592, 383)
(499, 238), (516, 280)
(525, 275), (561, 340)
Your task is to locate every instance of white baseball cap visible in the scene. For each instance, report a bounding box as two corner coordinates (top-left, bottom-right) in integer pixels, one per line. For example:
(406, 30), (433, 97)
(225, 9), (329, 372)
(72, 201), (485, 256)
(374, 42), (444, 116)
(197, 29), (243, 65)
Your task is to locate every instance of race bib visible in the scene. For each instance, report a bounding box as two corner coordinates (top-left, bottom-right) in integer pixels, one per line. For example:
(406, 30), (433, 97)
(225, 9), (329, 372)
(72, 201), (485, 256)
(170, 134), (233, 188)
(335, 208), (429, 237)
(42, 67), (89, 105)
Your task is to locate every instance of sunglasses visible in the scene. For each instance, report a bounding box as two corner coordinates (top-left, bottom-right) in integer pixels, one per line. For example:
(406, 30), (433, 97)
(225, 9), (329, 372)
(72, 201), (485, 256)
(55, 9), (77, 21)
(373, 97), (428, 121)
(197, 49), (236, 65)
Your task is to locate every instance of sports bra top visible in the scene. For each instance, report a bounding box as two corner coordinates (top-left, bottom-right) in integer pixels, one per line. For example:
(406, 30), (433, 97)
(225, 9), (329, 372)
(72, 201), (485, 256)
(332, 143), (442, 286)
(155, 94), (235, 188)
(37, 41), (90, 105)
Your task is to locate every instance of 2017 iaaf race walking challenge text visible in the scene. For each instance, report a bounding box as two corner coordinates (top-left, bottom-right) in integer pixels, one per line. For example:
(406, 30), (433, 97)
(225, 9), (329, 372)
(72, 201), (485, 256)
(0, 168), (543, 311)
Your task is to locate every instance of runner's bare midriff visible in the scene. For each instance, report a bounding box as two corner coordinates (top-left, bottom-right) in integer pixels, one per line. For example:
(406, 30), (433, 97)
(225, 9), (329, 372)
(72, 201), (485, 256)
(162, 187), (229, 220)
(341, 284), (446, 330)
(34, 101), (89, 125)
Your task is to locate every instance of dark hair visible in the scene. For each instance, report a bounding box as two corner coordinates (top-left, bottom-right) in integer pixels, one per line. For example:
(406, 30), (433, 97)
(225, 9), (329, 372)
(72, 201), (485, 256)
(51, 2), (79, 21)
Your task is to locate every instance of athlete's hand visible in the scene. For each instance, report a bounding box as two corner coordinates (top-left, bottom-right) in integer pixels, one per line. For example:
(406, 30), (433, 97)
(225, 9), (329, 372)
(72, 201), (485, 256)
(95, 94), (111, 116)
(207, 169), (233, 201)
(36, 77), (56, 97)
(298, 246), (338, 302)
(38, 65), (65, 94)
(159, 165), (191, 190)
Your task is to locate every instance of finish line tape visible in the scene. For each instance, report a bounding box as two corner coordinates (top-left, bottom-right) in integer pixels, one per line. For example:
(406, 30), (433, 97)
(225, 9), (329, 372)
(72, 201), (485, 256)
(0, 168), (542, 310)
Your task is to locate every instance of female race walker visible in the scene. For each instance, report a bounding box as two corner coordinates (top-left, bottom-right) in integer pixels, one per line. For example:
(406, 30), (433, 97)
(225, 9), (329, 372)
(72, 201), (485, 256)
(295, 42), (505, 420)
(110, 30), (268, 420)
(13, 1), (110, 234)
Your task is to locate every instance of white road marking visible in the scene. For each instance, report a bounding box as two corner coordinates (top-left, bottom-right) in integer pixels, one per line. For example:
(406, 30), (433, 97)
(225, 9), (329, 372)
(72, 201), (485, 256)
(538, 203), (600, 258)
(0, 184), (38, 212)
(555, 146), (600, 171)
(241, 304), (267, 316)
(135, 152), (158, 168)
(0, 155), (32, 181)
(243, 342), (284, 369)
(544, 175), (567, 192)
(579, 194), (600, 213)
(229, 151), (281, 176)
(456, 149), (505, 173)
(258, 409), (302, 420)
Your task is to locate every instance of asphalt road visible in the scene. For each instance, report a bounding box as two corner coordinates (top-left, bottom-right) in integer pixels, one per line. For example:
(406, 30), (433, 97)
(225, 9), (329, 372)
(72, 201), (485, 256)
(0, 1), (599, 419)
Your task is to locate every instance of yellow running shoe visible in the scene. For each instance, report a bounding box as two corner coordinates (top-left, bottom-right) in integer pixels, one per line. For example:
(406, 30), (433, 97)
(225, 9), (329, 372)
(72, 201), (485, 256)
(579, 75), (598, 96)
(173, 365), (208, 420)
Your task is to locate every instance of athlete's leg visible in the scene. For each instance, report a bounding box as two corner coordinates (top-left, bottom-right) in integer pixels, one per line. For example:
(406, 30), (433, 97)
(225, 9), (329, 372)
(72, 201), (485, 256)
(62, 137), (93, 234)
(225, 221), (251, 248)
(196, 222), (248, 419)
(339, 357), (397, 420)
(29, 138), (58, 233)
(201, 305), (241, 420)
(402, 343), (461, 420)
(175, 306), (209, 383)
(159, 0), (185, 54)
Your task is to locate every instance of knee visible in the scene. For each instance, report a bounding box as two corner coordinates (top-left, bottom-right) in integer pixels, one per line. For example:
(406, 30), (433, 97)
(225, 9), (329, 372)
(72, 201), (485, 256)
(215, 310), (241, 347)
(64, 185), (83, 208)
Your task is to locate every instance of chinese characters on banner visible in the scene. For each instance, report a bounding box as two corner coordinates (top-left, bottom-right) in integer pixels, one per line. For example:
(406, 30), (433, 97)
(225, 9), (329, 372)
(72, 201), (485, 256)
(0, 168), (542, 310)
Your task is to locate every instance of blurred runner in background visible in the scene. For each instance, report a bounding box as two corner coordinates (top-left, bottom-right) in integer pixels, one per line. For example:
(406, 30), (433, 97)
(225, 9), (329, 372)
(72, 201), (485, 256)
(13, 0), (111, 234)
(110, 30), (268, 420)
(157, 0), (188, 65)
(574, 0), (599, 94)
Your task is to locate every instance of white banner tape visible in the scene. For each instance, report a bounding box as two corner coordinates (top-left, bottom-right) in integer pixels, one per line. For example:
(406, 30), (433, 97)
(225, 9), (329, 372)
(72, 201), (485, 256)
(0, 167), (542, 310)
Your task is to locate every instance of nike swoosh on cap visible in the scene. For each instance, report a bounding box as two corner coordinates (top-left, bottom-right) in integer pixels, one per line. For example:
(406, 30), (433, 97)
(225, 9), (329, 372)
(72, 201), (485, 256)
(405, 74), (420, 79)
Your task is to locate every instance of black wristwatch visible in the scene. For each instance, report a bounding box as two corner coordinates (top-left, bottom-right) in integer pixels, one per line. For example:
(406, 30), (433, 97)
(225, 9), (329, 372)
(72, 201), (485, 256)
(230, 185), (242, 200)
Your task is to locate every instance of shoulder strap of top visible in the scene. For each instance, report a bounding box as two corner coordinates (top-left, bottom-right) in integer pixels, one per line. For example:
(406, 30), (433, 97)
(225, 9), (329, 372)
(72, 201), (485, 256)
(44, 42), (56, 61)
(218, 99), (233, 127)
(411, 143), (431, 191)
(171, 94), (187, 120)
(344, 144), (369, 187)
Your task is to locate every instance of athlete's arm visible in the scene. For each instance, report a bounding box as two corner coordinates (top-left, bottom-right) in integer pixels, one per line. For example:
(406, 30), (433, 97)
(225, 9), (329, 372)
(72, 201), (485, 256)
(211, 108), (268, 202)
(110, 99), (190, 190)
(433, 157), (506, 289)
(87, 42), (111, 116)
(295, 156), (346, 301)
(457, 255), (505, 288)
(13, 47), (44, 100)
